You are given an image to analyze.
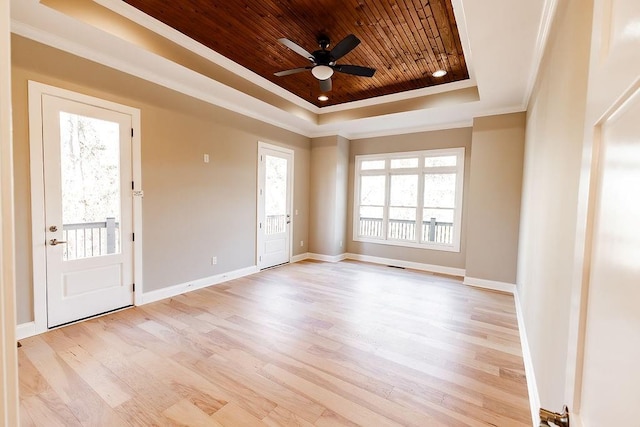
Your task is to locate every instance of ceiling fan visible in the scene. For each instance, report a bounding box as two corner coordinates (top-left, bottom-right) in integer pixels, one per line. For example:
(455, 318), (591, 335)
(274, 34), (376, 93)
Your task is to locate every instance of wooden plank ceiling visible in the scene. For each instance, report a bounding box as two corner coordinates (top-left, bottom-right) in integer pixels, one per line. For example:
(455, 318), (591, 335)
(122, 0), (469, 107)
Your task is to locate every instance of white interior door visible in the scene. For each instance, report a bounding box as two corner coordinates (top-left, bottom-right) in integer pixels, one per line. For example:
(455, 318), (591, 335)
(42, 94), (134, 328)
(567, 0), (640, 424)
(257, 143), (293, 269)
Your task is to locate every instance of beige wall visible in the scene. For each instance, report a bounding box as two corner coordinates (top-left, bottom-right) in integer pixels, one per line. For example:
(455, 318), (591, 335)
(309, 135), (349, 256)
(466, 113), (525, 283)
(11, 36), (310, 324)
(347, 128), (472, 269)
(517, 0), (592, 409)
(334, 136), (349, 254)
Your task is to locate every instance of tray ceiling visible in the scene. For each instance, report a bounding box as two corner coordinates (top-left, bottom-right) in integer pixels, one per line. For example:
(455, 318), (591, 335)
(122, 0), (470, 107)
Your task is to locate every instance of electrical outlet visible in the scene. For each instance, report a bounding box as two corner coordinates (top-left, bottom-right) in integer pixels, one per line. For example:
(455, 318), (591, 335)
(211, 256), (217, 265)
(300, 240), (304, 247)
(204, 153), (210, 163)
(339, 240), (343, 247)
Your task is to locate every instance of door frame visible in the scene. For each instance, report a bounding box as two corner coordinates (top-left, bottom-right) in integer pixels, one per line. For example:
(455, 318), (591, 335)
(28, 81), (143, 335)
(0, 0), (19, 422)
(256, 141), (294, 269)
(563, 0), (640, 422)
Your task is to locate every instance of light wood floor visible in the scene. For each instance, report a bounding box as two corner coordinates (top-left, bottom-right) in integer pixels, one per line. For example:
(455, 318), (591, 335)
(18, 260), (531, 426)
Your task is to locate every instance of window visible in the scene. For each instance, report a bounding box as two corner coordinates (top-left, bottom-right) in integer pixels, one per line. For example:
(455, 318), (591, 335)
(354, 148), (465, 252)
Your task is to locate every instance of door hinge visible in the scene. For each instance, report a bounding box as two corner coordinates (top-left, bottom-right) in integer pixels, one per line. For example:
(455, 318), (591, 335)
(259, 222), (262, 229)
(132, 283), (135, 292)
(132, 181), (134, 190)
(131, 128), (134, 137)
(132, 232), (135, 241)
(540, 405), (569, 427)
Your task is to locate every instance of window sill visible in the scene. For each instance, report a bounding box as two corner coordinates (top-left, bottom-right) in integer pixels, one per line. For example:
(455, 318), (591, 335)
(353, 236), (461, 253)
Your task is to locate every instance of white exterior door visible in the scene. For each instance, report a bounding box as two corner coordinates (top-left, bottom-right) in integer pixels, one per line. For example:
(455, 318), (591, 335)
(257, 143), (293, 269)
(42, 94), (134, 328)
(567, 0), (640, 424)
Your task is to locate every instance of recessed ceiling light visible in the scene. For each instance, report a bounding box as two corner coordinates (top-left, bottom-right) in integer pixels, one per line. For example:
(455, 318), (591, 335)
(432, 69), (447, 78)
(318, 95), (329, 102)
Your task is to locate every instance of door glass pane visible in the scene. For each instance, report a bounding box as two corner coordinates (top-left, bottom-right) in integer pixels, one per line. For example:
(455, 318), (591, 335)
(59, 112), (121, 261)
(265, 155), (287, 235)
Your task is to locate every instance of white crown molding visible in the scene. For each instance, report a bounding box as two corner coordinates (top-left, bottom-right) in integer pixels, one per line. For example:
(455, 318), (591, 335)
(10, 20), (316, 138)
(523, 0), (560, 108)
(11, 0), (548, 140)
(339, 120), (474, 140)
(94, 0), (480, 117)
(92, 0), (320, 114)
(317, 80), (478, 114)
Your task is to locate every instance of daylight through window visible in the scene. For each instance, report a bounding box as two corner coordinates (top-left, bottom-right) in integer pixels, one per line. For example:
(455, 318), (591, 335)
(354, 148), (465, 252)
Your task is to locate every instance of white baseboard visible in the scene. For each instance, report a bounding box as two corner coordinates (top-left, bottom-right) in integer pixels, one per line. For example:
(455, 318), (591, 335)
(463, 276), (516, 294)
(140, 265), (259, 305)
(292, 252), (466, 278)
(290, 253), (310, 263)
(307, 253), (347, 263)
(16, 321), (36, 340)
(515, 289), (540, 427)
(345, 253), (465, 277)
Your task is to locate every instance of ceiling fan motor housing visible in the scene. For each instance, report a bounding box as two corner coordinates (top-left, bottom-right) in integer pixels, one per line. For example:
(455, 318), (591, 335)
(318, 35), (330, 50)
(313, 49), (334, 66)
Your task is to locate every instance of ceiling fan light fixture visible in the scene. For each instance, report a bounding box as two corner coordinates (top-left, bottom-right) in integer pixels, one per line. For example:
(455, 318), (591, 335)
(432, 69), (447, 78)
(318, 95), (329, 101)
(311, 65), (334, 80)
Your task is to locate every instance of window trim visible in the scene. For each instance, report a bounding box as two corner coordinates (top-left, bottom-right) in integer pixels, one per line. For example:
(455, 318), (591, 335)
(353, 147), (465, 252)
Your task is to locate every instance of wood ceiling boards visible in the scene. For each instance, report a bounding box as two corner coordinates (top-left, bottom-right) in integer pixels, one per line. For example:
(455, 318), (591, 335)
(122, 0), (470, 107)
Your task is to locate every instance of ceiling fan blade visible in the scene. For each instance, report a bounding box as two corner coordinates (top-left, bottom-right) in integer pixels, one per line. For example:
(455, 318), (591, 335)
(330, 34), (360, 61)
(278, 38), (314, 61)
(319, 78), (332, 92)
(335, 64), (376, 77)
(274, 67), (310, 77)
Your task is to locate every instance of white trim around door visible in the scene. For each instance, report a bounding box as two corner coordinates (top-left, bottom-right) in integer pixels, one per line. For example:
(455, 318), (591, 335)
(0, 0), (19, 422)
(256, 141), (294, 269)
(28, 81), (143, 336)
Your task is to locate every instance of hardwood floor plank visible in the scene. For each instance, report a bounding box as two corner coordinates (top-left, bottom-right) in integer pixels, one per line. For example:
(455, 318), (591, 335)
(211, 402), (268, 426)
(20, 390), (83, 427)
(170, 351), (278, 419)
(261, 363), (402, 427)
(162, 399), (224, 427)
(18, 352), (50, 399)
(18, 260), (531, 426)
(56, 345), (132, 408)
(262, 405), (316, 427)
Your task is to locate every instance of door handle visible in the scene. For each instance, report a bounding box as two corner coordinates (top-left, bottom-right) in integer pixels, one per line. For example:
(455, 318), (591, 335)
(49, 239), (68, 246)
